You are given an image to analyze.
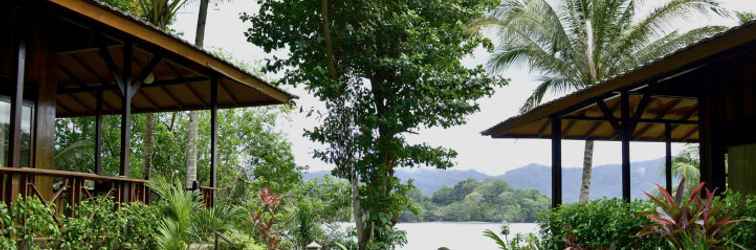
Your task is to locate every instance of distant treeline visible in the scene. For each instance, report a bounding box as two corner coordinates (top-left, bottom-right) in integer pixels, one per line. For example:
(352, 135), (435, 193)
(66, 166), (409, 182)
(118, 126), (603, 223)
(400, 179), (550, 223)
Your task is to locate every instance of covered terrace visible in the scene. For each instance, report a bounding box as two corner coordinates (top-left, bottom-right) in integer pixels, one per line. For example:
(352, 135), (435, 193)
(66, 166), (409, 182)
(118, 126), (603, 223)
(483, 19), (756, 208)
(0, 0), (292, 209)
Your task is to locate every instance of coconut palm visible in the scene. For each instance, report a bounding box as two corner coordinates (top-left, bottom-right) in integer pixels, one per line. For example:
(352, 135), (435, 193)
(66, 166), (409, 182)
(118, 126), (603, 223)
(671, 145), (700, 194)
(473, 0), (728, 202)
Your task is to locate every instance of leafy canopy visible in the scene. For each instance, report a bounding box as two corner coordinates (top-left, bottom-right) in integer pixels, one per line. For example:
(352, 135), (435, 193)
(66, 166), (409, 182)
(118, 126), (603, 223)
(243, 0), (505, 248)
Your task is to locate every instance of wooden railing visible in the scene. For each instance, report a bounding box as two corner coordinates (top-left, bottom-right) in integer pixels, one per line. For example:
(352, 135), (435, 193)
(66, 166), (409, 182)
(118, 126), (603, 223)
(0, 167), (148, 210)
(199, 186), (215, 208)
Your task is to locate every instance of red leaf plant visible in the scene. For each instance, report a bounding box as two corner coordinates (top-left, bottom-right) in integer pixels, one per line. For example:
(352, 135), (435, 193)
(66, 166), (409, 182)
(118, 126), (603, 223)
(638, 178), (742, 249)
(250, 187), (283, 250)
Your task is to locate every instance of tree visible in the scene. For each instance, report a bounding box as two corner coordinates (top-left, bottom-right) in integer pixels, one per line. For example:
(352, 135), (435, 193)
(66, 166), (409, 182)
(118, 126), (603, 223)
(672, 145), (700, 194)
(474, 0), (727, 203)
(244, 0), (505, 248)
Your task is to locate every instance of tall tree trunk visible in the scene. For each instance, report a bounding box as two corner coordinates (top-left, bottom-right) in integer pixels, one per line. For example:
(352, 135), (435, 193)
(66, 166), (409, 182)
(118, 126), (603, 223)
(143, 113), (154, 179)
(578, 140), (594, 203)
(186, 0), (210, 189)
(186, 112), (199, 188)
(351, 169), (366, 249)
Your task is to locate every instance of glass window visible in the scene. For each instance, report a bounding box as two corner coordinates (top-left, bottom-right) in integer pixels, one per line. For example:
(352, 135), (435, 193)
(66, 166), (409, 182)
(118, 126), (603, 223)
(0, 96), (34, 167)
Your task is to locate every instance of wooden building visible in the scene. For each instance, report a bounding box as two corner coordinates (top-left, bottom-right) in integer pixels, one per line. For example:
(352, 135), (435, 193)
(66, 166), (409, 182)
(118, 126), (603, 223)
(0, 0), (292, 208)
(483, 19), (756, 208)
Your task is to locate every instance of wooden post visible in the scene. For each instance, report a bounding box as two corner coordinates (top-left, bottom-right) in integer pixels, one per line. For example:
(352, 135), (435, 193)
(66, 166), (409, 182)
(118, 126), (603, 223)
(665, 123), (673, 192)
(7, 10), (27, 203)
(209, 76), (219, 207)
(9, 32), (26, 169)
(551, 117), (562, 208)
(621, 91), (631, 202)
(95, 90), (103, 175)
(698, 92), (726, 194)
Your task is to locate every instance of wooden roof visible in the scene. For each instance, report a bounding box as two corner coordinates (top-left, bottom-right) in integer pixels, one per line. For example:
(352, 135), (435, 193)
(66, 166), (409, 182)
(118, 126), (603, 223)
(47, 0), (294, 117)
(483, 19), (756, 142)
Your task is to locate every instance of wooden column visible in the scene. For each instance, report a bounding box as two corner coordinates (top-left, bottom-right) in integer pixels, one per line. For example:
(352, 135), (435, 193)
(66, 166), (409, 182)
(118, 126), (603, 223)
(95, 90), (103, 175)
(6, 8), (27, 203)
(620, 91), (631, 202)
(209, 77), (219, 207)
(665, 123), (673, 192)
(30, 5), (56, 200)
(698, 93), (726, 193)
(551, 117), (562, 208)
(8, 30), (26, 169)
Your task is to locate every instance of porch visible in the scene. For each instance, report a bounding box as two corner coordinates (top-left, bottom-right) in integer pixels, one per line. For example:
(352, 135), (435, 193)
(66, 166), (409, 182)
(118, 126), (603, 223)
(0, 0), (291, 208)
(483, 19), (756, 207)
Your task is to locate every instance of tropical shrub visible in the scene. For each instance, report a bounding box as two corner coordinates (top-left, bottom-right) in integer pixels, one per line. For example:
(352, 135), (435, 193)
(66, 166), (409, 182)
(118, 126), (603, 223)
(639, 181), (741, 249)
(723, 192), (756, 247)
(58, 197), (125, 249)
(119, 202), (161, 249)
(0, 203), (15, 249)
(538, 199), (664, 249)
(10, 197), (60, 249)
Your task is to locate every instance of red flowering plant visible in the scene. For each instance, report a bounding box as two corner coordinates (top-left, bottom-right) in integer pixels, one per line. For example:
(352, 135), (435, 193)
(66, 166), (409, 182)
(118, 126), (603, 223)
(250, 187), (283, 250)
(638, 178), (743, 249)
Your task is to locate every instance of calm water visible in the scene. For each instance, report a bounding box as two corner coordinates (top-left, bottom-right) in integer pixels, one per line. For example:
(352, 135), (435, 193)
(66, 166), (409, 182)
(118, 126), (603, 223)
(396, 222), (538, 250)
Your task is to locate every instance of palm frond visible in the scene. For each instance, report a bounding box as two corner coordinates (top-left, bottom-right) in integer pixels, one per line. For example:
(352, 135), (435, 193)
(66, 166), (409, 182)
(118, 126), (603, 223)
(483, 229), (509, 250)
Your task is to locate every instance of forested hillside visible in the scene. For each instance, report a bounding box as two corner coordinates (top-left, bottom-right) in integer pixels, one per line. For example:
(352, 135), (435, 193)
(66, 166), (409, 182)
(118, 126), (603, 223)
(400, 179), (549, 223)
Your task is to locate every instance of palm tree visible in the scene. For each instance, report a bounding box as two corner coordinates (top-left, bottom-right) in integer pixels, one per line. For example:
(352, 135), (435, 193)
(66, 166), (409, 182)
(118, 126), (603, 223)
(474, 0), (728, 203)
(672, 145), (700, 193)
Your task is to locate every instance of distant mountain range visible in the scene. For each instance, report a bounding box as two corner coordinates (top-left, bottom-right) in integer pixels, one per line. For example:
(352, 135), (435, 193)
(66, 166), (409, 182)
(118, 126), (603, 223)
(304, 158), (668, 203)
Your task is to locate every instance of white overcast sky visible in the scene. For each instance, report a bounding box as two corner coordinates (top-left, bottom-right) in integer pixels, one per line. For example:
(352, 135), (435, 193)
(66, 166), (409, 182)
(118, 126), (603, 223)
(172, 1), (756, 175)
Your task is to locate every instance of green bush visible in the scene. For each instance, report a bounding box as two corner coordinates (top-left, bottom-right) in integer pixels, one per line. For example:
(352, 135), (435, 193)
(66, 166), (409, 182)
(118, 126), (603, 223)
(0, 203), (16, 249)
(538, 199), (665, 249)
(722, 192), (756, 247)
(59, 197), (126, 249)
(10, 197), (60, 249)
(119, 202), (161, 249)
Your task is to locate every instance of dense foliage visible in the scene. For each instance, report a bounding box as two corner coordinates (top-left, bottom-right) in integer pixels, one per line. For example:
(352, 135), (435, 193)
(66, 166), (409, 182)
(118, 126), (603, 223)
(539, 199), (665, 250)
(244, 0), (505, 248)
(529, 193), (756, 249)
(640, 181), (741, 249)
(402, 179), (549, 223)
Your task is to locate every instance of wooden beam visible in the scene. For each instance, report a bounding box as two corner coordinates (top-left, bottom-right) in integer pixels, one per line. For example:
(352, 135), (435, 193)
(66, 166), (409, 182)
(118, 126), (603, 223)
(597, 100), (621, 131)
(57, 76), (208, 94)
(551, 117), (562, 208)
(96, 36), (124, 94)
(681, 126), (699, 141)
(630, 92), (653, 132)
(58, 65), (85, 86)
(562, 116), (697, 125)
(66, 93), (93, 110)
(219, 81), (240, 104)
(70, 53), (108, 84)
(663, 105), (700, 138)
(160, 85), (185, 108)
(185, 84), (208, 105)
(137, 89), (161, 110)
(620, 91), (631, 202)
(635, 99), (683, 137)
(536, 121), (550, 138)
